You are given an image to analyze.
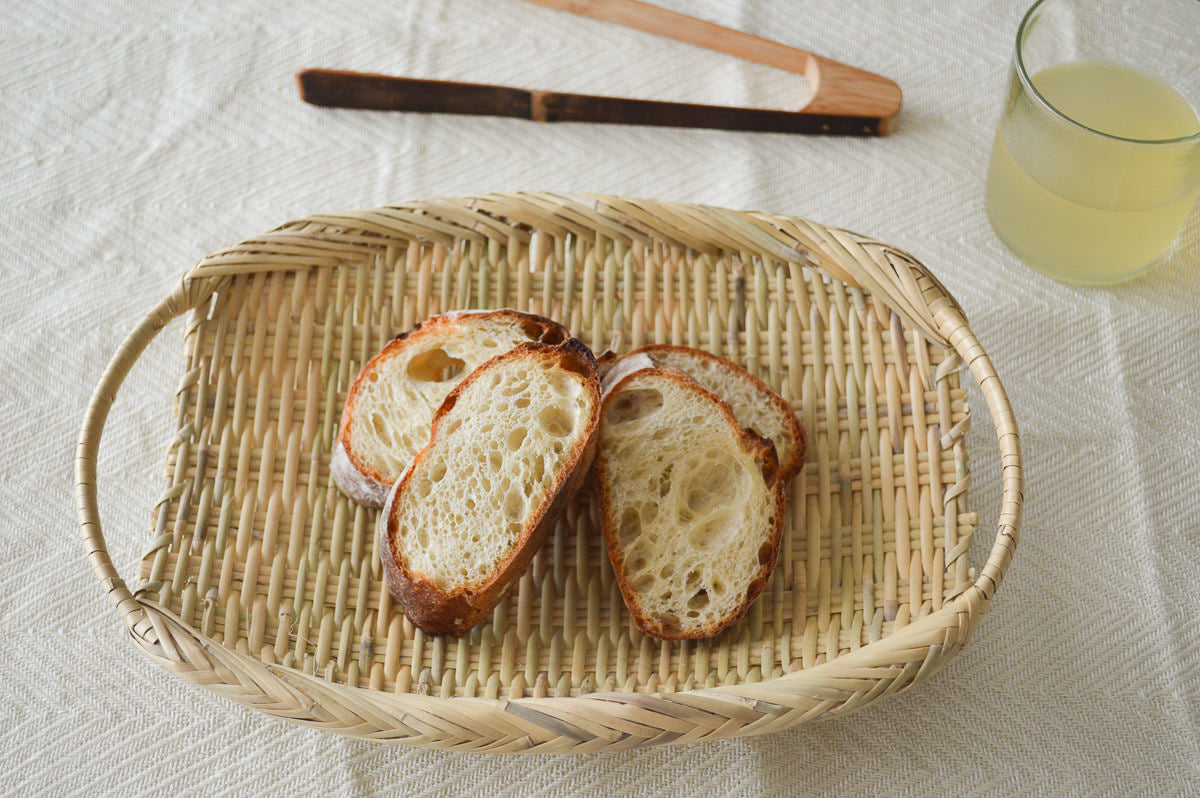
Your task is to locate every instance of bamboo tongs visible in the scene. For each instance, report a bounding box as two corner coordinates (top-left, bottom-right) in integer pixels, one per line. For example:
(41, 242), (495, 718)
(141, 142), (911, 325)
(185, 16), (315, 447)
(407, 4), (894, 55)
(298, 0), (902, 136)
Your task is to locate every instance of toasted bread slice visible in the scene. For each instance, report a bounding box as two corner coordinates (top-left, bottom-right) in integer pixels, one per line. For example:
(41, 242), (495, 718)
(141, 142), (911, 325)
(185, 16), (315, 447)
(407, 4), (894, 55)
(332, 309), (569, 507)
(595, 355), (785, 640)
(601, 345), (806, 481)
(380, 340), (601, 636)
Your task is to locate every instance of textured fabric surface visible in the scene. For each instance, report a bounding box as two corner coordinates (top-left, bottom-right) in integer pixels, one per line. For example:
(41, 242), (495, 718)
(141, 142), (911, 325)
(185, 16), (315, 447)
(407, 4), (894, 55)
(3, 0), (1198, 794)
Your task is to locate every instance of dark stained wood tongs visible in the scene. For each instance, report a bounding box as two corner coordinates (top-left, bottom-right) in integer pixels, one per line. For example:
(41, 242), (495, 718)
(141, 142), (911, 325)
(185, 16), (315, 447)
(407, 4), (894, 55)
(297, 0), (902, 136)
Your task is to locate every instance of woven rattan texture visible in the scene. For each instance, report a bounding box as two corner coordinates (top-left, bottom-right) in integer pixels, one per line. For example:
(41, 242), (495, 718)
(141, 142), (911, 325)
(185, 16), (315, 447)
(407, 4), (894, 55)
(134, 196), (974, 701)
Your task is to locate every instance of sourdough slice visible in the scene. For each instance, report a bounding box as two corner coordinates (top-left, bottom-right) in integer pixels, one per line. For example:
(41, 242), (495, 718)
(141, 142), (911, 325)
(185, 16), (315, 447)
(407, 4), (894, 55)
(596, 355), (785, 639)
(333, 309), (569, 507)
(380, 339), (601, 636)
(601, 345), (806, 481)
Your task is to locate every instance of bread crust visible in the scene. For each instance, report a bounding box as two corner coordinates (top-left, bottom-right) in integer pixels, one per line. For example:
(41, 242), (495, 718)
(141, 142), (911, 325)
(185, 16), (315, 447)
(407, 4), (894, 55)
(620, 344), (807, 481)
(594, 364), (786, 640)
(335, 309), (570, 508)
(379, 338), (600, 636)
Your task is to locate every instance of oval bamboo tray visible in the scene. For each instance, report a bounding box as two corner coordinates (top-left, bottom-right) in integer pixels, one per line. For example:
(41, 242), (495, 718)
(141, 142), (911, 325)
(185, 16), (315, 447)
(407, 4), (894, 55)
(77, 193), (1022, 753)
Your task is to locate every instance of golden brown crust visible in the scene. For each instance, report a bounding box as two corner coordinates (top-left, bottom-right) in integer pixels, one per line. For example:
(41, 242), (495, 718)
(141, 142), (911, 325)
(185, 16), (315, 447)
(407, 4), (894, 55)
(335, 309), (571, 507)
(379, 338), (601, 637)
(624, 344), (807, 482)
(595, 349), (619, 375)
(594, 365), (786, 641)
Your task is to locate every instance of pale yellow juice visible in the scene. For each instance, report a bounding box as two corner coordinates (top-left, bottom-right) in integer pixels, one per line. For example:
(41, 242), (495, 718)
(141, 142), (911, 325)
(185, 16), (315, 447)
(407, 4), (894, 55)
(986, 60), (1199, 284)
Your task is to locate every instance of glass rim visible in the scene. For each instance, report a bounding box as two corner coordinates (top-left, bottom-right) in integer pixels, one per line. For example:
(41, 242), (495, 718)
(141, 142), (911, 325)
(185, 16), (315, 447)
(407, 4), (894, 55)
(1015, 0), (1200, 146)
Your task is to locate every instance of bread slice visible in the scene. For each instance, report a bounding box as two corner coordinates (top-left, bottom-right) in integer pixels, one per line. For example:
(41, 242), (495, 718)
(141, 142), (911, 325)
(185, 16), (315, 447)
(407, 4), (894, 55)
(333, 309), (570, 507)
(601, 345), (806, 481)
(380, 339), (601, 636)
(595, 355), (785, 639)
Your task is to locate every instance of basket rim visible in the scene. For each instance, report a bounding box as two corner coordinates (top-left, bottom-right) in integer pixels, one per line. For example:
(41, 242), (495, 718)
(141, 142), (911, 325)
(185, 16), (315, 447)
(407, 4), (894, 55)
(75, 193), (1022, 752)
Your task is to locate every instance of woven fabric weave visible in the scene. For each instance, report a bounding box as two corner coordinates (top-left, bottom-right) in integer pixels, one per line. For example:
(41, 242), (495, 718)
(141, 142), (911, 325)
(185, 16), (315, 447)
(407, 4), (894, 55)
(3, 0), (1198, 793)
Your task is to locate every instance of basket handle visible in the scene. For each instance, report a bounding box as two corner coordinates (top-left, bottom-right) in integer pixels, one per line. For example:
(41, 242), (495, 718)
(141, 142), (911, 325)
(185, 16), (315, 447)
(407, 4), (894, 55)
(922, 281), (1023, 612)
(76, 281), (200, 629)
(817, 233), (1023, 610)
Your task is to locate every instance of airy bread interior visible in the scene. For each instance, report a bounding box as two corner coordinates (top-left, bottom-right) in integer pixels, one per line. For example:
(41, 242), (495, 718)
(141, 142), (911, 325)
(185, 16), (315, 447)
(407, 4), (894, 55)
(391, 350), (594, 590)
(639, 347), (800, 476)
(348, 315), (550, 483)
(601, 371), (777, 635)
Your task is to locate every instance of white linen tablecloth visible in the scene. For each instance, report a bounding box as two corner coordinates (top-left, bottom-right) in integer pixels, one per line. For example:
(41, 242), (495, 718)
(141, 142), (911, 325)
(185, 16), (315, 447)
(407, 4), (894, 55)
(3, 0), (1198, 794)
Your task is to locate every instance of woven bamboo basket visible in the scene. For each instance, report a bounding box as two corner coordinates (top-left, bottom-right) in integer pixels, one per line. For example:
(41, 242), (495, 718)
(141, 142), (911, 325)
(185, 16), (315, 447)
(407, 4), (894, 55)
(76, 193), (1022, 753)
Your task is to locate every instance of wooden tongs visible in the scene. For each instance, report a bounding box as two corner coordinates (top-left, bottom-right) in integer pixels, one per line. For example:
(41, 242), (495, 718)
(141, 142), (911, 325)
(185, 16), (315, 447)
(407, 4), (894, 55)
(297, 0), (902, 136)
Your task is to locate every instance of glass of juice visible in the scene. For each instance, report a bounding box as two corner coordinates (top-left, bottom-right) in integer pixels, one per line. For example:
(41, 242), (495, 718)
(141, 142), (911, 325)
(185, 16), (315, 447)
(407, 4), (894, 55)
(985, 0), (1200, 285)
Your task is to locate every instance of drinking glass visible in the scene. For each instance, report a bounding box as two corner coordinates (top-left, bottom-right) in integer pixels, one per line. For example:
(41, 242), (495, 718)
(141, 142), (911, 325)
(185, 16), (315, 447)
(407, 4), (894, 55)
(985, 0), (1200, 285)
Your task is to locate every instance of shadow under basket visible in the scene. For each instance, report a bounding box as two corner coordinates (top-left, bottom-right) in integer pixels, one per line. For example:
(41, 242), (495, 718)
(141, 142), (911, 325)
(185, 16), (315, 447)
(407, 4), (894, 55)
(76, 193), (1022, 753)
